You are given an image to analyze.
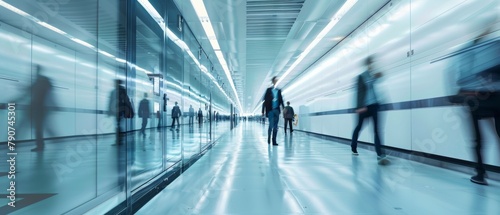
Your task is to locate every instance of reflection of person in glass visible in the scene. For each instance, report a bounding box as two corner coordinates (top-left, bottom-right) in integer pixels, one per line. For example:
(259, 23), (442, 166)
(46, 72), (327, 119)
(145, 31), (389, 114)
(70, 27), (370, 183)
(138, 93), (151, 137)
(108, 79), (134, 145)
(262, 76), (284, 146)
(30, 65), (53, 152)
(351, 56), (388, 165)
(170, 101), (181, 131)
(197, 108), (203, 126)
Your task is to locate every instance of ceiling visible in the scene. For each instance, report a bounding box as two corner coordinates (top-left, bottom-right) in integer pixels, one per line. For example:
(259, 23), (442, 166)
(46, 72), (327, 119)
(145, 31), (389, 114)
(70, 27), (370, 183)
(0, 0), (391, 113)
(174, 0), (391, 113)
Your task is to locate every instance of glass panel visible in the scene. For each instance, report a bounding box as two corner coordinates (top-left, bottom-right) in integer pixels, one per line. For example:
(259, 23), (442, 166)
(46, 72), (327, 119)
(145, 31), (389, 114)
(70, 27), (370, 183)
(95, 2), (127, 213)
(0, 0), (103, 214)
(131, 15), (163, 190)
(181, 26), (200, 161)
(164, 5), (183, 169)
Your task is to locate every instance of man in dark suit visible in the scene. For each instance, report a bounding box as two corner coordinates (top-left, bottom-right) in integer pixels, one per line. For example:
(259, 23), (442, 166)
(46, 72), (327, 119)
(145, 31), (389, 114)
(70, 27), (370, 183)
(262, 76), (285, 145)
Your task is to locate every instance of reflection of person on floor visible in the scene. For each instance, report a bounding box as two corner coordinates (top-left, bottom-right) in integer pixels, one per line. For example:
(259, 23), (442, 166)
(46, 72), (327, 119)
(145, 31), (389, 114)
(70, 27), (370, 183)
(197, 108), (203, 126)
(108, 79), (134, 145)
(30, 65), (53, 152)
(138, 93), (151, 137)
(189, 105), (194, 126)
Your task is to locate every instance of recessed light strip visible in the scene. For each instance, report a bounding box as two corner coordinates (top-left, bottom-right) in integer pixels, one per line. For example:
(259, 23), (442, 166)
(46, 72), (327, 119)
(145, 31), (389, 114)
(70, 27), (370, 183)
(276, 0), (358, 87)
(190, 0), (242, 111)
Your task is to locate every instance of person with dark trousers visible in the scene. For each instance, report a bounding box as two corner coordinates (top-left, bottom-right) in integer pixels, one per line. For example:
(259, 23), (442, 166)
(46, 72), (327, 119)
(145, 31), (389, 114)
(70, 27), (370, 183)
(138, 93), (150, 137)
(351, 56), (387, 164)
(451, 31), (500, 185)
(197, 108), (203, 125)
(108, 79), (133, 189)
(189, 105), (194, 126)
(170, 102), (181, 131)
(29, 65), (53, 152)
(109, 79), (134, 145)
(283, 101), (295, 134)
(262, 76), (285, 145)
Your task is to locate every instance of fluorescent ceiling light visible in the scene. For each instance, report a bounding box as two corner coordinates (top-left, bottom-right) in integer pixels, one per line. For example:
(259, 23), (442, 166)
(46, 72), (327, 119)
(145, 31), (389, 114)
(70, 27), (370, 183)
(0, 1), (30, 17)
(70, 38), (95, 49)
(191, 0), (242, 111)
(138, 0), (235, 106)
(137, 0), (163, 22)
(56, 55), (76, 62)
(276, 0), (358, 87)
(115, 58), (127, 63)
(0, 0), (236, 109)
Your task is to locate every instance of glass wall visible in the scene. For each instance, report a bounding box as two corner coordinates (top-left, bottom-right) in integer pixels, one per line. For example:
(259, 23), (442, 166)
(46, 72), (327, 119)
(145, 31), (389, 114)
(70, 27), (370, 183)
(0, 0), (234, 214)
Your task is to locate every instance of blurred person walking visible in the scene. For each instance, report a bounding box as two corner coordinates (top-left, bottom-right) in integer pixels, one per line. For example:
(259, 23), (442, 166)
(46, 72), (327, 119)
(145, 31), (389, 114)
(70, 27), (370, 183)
(350, 56), (388, 164)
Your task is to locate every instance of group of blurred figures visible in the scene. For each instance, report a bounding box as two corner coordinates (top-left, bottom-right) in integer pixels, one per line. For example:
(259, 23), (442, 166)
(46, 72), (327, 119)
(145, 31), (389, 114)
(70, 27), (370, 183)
(261, 30), (500, 186)
(13, 32), (500, 187)
(353, 30), (500, 185)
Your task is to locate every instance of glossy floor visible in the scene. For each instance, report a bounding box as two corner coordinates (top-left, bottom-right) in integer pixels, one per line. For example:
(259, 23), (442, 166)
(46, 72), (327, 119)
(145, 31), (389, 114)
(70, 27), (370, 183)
(0, 121), (232, 215)
(137, 122), (500, 215)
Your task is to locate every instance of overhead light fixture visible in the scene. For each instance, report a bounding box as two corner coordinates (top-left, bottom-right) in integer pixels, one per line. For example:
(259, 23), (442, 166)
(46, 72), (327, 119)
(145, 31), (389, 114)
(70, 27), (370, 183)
(190, 0), (242, 111)
(137, 0), (236, 106)
(332, 36), (344, 41)
(276, 0), (358, 87)
(137, 0), (163, 23)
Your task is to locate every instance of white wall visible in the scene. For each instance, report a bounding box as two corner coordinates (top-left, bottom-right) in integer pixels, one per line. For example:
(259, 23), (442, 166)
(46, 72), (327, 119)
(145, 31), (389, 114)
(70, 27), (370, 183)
(287, 0), (500, 167)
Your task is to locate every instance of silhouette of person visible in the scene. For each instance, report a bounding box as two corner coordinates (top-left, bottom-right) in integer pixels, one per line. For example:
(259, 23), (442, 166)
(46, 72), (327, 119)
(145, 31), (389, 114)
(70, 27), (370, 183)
(156, 110), (161, 130)
(283, 101), (295, 134)
(197, 108), (203, 125)
(351, 56), (388, 164)
(451, 30), (500, 185)
(262, 76), (285, 145)
(138, 93), (151, 137)
(108, 79), (134, 145)
(189, 105), (194, 126)
(170, 101), (181, 131)
(30, 65), (53, 152)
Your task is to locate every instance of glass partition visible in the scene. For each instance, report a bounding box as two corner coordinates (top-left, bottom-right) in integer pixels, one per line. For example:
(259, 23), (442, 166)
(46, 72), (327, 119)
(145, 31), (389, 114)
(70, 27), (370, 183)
(0, 0), (233, 214)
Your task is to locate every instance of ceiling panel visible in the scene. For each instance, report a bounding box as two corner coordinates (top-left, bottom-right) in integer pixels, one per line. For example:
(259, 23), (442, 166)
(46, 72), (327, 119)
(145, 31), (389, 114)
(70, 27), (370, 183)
(173, 0), (392, 113)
